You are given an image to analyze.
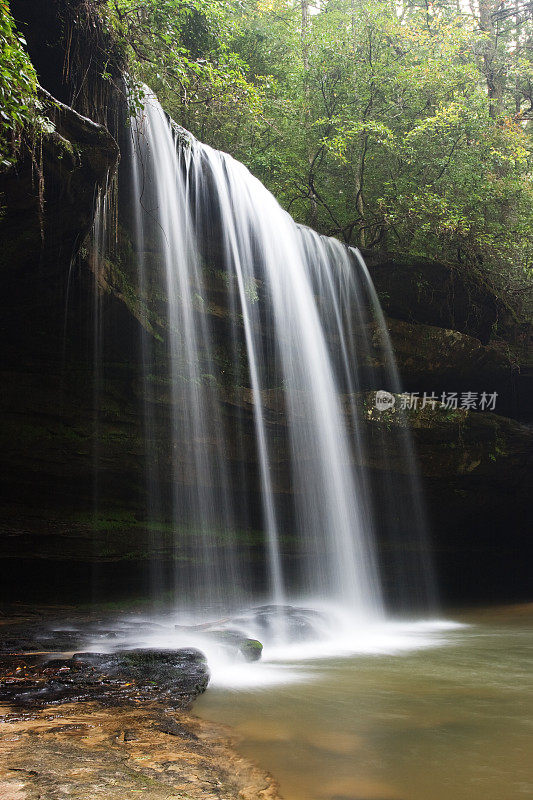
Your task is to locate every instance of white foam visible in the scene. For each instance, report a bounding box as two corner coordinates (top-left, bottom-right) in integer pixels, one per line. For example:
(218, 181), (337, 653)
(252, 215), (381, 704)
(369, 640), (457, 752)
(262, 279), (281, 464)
(80, 604), (467, 691)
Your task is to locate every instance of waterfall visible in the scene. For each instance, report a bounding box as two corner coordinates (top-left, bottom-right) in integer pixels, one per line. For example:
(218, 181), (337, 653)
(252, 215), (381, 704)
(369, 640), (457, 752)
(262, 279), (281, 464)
(122, 91), (433, 625)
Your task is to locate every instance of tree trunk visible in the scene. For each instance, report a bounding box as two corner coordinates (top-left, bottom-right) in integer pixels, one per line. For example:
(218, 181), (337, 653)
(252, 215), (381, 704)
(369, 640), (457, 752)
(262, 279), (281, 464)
(478, 0), (505, 117)
(301, 0), (318, 226)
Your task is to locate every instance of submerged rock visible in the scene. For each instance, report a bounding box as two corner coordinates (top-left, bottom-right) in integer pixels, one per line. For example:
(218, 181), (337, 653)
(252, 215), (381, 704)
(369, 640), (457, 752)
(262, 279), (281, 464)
(211, 630), (264, 661)
(233, 604), (328, 642)
(174, 623), (264, 661)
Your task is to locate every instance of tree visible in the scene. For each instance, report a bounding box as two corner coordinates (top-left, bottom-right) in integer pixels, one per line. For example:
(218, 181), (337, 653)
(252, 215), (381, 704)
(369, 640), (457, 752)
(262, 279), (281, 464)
(104, 0), (264, 122)
(194, 0), (532, 317)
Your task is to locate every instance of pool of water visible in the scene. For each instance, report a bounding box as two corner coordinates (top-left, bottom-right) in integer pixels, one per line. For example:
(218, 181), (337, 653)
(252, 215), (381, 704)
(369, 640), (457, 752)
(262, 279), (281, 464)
(195, 606), (533, 800)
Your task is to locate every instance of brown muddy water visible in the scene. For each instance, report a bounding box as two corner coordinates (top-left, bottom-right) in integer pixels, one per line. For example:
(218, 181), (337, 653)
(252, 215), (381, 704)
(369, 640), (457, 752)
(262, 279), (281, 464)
(196, 607), (533, 800)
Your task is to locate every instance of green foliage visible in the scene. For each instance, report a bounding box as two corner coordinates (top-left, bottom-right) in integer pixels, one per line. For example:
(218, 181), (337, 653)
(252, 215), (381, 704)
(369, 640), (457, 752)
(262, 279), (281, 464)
(103, 0), (263, 120)
(2, 0), (531, 320)
(129, 0), (530, 321)
(0, 1), (37, 165)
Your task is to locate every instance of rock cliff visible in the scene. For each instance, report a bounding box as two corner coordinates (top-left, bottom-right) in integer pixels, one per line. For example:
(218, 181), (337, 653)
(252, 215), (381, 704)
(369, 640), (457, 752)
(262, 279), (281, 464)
(0, 2), (531, 608)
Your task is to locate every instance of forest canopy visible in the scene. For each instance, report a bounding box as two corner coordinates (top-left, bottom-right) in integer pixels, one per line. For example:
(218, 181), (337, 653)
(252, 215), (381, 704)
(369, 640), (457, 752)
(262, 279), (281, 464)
(2, 0), (533, 318)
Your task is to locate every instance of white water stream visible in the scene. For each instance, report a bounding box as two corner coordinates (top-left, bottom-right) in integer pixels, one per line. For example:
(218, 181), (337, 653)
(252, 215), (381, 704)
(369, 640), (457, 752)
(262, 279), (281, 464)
(90, 89), (436, 642)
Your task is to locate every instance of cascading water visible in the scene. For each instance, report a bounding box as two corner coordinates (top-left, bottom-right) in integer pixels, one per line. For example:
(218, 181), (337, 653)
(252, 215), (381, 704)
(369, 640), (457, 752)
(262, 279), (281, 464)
(89, 180), (114, 600)
(117, 91), (434, 636)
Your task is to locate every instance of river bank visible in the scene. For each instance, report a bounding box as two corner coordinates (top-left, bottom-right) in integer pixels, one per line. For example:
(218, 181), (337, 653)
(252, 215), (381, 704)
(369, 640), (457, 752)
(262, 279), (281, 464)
(0, 606), (280, 800)
(0, 701), (280, 800)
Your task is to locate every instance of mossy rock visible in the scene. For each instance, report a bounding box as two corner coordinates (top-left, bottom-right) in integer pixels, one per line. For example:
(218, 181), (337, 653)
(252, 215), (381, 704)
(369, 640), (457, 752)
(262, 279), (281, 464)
(238, 638), (263, 662)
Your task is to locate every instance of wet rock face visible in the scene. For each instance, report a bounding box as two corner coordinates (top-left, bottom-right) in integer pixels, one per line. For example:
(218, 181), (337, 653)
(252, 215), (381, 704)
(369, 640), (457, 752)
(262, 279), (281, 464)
(0, 89), (118, 280)
(365, 255), (499, 342)
(10, 0), (125, 127)
(0, 647), (209, 710)
(362, 396), (533, 604)
(379, 318), (531, 423)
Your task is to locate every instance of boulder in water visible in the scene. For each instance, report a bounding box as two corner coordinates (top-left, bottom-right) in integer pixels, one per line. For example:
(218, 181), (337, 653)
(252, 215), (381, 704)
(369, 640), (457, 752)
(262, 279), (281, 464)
(72, 647), (210, 700)
(239, 638), (263, 661)
(232, 604), (328, 643)
(0, 647), (209, 709)
(174, 624), (264, 661)
(210, 630), (263, 661)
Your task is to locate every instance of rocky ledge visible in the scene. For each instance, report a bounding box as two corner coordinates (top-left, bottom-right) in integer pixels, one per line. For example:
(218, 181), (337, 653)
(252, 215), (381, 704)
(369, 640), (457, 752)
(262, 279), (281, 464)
(0, 610), (279, 800)
(0, 647), (210, 709)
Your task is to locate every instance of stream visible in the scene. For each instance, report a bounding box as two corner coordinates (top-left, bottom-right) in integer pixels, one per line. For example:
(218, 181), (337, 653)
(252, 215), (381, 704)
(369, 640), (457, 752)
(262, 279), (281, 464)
(196, 607), (533, 800)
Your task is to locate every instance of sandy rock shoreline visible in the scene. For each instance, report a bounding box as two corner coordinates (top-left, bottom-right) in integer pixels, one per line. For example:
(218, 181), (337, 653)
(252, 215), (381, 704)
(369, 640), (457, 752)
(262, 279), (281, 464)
(0, 700), (281, 799)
